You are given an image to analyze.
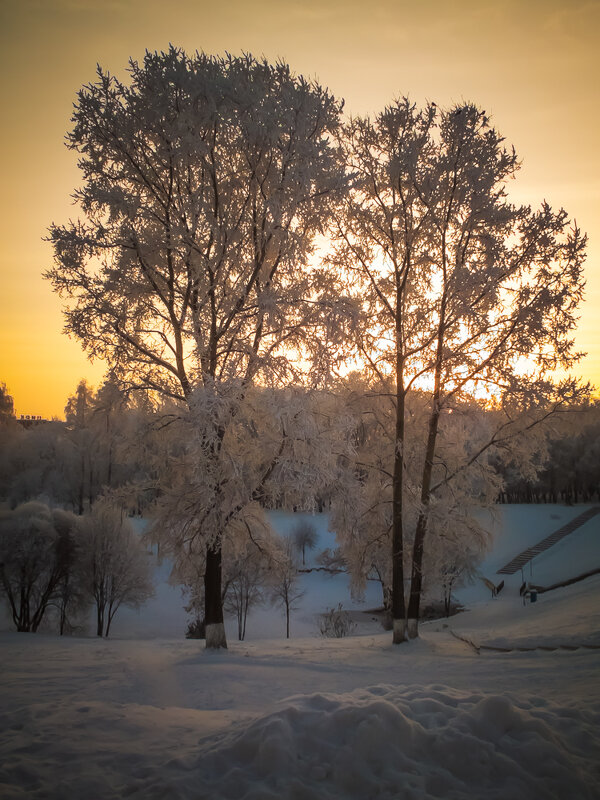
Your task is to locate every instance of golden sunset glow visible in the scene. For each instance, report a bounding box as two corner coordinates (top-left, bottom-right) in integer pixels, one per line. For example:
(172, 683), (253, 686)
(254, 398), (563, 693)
(1, 0), (599, 418)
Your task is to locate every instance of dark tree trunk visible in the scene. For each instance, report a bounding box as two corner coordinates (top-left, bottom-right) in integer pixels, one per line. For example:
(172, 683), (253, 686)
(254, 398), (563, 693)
(204, 542), (227, 648)
(407, 400), (441, 637)
(407, 283), (446, 638)
(96, 603), (104, 637)
(392, 302), (407, 643)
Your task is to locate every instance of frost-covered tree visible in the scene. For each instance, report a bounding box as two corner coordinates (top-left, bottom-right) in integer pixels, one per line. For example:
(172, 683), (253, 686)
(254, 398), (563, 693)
(331, 103), (438, 642)
(333, 100), (588, 640)
(292, 519), (318, 565)
(64, 380), (98, 513)
(0, 383), (15, 421)
(52, 508), (90, 635)
(151, 385), (347, 644)
(1, 420), (68, 508)
(62, 377), (132, 511)
(46, 48), (346, 648)
(269, 536), (305, 639)
(0, 502), (80, 632)
(90, 374), (130, 491)
(496, 402), (600, 504)
(79, 501), (154, 637)
(0, 379), (147, 513)
(332, 379), (498, 620)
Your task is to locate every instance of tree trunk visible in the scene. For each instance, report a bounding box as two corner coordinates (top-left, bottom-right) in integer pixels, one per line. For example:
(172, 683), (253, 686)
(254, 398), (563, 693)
(205, 542), (227, 649)
(407, 511), (428, 637)
(392, 361), (407, 643)
(407, 283), (445, 638)
(407, 387), (442, 637)
(18, 586), (29, 631)
(96, 604), (104, 637)
(106, 602), (118, 638)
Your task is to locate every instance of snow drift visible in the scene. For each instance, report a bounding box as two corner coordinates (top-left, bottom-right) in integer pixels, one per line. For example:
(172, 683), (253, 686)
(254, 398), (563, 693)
(193, 685), (599, 800)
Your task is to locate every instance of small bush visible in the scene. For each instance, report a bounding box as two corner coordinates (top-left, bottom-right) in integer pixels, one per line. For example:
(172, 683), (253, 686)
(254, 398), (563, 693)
(380, 610), (393, 631)
(319, 603), (356, 638)
(186, 617), (205, 639)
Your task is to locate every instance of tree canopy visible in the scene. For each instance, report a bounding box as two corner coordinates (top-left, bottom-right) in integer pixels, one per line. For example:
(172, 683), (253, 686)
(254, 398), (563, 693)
(47, 47), (347, 648)
(47, 47), (346, 401)
(332, 99), (588, 640)
(44, 51), (590, 647)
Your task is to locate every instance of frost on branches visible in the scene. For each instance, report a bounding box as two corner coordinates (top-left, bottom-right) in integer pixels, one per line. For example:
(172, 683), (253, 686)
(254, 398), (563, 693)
(331, 99), (589, 642)
(46, 48), (346, 647)
(150, 384), (348, 647)
(331, 380), (500, 621)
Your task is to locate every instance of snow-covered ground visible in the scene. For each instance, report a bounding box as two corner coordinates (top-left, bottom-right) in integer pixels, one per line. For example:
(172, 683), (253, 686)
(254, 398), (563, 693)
(1, 505), (600, 799)
(108, 510), (384, 641)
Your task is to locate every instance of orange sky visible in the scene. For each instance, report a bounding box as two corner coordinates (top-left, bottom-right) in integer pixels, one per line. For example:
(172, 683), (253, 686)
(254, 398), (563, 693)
(1, 0), (599, 419)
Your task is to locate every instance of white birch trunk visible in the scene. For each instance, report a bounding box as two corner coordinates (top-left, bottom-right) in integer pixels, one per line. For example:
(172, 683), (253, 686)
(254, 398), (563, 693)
(407, 618), (419, 639)
(205, 622), (228, 649)
(393, 618), (407, 644)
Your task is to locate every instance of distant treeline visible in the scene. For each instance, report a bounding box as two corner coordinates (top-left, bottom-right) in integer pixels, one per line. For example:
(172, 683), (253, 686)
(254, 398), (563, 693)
(2, 380), (599, 513)
(497, 416), (600, 505)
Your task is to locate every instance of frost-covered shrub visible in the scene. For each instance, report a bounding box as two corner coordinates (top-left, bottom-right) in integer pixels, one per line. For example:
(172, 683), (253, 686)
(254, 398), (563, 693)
(0, 502), (82, 633)
(319, 604), (356, 638)
(380, 609), (393, 631)
(79, 501), (154, 637)
(186, 617), (205, 640)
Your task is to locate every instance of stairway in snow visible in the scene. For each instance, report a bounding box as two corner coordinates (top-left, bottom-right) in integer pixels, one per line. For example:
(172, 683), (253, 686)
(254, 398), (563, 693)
(496, 506), (600, 576)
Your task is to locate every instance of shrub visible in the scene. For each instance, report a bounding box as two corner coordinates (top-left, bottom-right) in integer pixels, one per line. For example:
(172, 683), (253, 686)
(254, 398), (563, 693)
(319, 603), (356, 638)
(186, 617), (206, 639)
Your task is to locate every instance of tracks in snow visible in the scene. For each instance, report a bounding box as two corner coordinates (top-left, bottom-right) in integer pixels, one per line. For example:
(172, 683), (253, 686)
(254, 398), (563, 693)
(449, 630), (600, 655)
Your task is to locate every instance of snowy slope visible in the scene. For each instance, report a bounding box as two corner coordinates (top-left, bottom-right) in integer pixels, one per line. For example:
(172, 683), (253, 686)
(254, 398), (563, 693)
(112, 510), (383, 641)
(455, 503), (600, 609)
(1, 505), (600, 799)
(113, 504), (600, 643)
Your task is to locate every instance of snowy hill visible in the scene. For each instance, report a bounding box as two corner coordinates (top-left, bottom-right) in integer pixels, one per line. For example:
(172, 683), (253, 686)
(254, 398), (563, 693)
(1, 505), (599, 799)
(106, 509), (384, 642)
(109, 504), (600, 643)
(455, 504), (600, 606)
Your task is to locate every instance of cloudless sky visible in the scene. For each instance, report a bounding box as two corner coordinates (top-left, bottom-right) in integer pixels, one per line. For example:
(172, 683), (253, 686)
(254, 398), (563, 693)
(1, 0), (599, 418)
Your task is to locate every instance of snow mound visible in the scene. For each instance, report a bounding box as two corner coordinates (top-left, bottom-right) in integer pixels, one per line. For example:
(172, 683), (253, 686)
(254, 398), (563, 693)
(195, 685), (599, 800)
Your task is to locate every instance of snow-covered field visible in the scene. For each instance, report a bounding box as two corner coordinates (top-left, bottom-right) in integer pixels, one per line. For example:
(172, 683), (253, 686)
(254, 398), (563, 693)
(1, 505), (600, 799)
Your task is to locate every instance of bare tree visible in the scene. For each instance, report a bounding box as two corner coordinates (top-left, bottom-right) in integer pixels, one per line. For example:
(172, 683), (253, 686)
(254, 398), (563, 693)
(223, 540), (269, 642)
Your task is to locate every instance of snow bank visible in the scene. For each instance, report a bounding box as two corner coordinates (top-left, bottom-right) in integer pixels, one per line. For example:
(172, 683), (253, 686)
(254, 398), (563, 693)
(194, 685), (599, 800)
(2, 506), (600, 799)
(1, 627), (599, 800)
(449, 573), (600, 652)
